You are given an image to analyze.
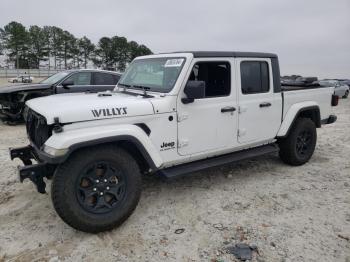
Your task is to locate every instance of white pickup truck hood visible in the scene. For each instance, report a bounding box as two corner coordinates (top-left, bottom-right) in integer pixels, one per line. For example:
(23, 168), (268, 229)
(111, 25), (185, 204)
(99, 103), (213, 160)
(26, 92), (155, 124)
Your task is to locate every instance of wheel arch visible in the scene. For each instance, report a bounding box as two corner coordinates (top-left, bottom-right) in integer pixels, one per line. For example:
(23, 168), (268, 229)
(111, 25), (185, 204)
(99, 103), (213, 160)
(66, 136), (158, 172)
(42, 125), (163, 171)
(277, 104), (320, 138)
(42, 135), (160, 173)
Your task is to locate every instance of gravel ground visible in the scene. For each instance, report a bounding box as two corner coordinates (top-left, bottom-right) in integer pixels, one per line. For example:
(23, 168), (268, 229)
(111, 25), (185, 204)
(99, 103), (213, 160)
(0, 99), (349, 262)
(0, 79), (10, 86)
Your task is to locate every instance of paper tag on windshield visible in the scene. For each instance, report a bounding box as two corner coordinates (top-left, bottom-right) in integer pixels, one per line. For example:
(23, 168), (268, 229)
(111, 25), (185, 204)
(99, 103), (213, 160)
(164, 58), (184, 67)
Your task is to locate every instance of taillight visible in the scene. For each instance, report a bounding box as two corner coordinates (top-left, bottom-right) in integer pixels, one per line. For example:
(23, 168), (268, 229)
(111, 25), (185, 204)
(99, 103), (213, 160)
(331, 94), (339, 106)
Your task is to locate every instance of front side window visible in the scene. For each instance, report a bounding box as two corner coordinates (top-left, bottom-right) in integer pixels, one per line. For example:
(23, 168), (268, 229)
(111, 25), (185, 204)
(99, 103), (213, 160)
(241, 61), (269, 94)
(118, 57), (185, 92)
(188, 61), (231, 98)
(65, 72), (91, 85)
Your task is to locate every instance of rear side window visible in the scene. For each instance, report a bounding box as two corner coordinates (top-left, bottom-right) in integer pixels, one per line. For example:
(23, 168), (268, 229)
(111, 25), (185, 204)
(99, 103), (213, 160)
(241, 61), (269, 94)
(93, 72), (119, 85)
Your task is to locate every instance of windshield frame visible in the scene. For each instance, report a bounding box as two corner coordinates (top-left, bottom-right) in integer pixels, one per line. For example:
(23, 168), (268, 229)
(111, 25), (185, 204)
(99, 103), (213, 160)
(117, 57), (186, 93)
(40, 71), (70, 85)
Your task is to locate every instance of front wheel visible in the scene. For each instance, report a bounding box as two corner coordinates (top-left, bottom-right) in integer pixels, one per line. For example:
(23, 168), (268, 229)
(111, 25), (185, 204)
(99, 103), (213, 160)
(343, 90), (349, 99)
(51, 146), (142, 233)
(278, 118), (317, 166)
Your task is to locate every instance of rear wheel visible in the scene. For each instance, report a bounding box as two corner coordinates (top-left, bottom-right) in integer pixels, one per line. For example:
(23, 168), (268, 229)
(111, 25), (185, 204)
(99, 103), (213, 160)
(278, 118), (317, 166)
(51, 146), (142, 233)
(343, 90), (349, 98)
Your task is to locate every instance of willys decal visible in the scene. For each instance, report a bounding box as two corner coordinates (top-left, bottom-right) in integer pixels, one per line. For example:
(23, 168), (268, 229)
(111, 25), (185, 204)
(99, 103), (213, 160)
(91, 107), (127, 118)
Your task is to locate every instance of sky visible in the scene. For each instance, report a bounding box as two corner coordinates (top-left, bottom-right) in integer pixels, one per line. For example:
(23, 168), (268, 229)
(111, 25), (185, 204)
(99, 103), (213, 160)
(1, 0), (349, 78)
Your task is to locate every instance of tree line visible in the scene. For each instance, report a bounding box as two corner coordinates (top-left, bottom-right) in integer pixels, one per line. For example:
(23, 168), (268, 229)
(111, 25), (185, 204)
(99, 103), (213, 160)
(0, 21), (153, 71)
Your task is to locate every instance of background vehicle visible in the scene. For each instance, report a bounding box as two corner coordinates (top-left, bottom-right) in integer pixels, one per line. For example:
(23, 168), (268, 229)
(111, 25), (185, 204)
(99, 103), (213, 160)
(8, 75), (34, 83)
(281, 76), (319, 87)
(10, 51), (337, 233)
(319, 80), (349, 98)
(0, 69), (121, 123)
(339, 79), (350, 86)
(280, 75), (301, 85)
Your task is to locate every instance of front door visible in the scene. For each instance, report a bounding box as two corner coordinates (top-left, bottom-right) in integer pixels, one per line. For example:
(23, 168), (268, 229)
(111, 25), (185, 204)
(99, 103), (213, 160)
(236, 58), (282, 144)
(177, 59), (238, 156)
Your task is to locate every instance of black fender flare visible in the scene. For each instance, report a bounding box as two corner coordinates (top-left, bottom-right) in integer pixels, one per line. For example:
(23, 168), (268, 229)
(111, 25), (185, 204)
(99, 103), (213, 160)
(277, 105), (321, 139)
(35, 135), (158, 171)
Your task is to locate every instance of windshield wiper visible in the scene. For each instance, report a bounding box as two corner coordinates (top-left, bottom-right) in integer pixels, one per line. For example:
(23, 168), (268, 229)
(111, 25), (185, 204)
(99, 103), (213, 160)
(132, 85), (152, 96)
(118, 83), (131, 88)
(132, 85), (151, 90)
(117, 83), (153, 98)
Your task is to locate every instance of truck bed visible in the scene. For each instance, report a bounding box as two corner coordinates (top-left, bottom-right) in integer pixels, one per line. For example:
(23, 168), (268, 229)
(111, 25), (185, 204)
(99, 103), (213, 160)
(282, 86), (334, 121)
(281, 85), (324, 91)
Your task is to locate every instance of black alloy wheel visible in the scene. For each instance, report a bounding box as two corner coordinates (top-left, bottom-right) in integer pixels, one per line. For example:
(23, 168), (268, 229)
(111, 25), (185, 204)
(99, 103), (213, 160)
(76, 162), (127, 214)
(278, 117), (317, 166)
(296, 130), (313, 157)
(51, 146), (142, 233)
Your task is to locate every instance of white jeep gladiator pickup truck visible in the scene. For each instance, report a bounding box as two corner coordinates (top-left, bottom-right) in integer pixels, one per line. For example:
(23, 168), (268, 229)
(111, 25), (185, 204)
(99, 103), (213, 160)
(10, 51), (338, 233)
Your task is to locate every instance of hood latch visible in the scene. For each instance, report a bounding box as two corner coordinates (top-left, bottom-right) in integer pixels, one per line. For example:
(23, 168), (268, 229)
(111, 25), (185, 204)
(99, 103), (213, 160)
(53, 117), (63, 133)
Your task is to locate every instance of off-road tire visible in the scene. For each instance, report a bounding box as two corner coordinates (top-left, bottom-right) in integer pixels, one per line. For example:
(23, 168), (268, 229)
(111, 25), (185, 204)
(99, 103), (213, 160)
(278, 118), (317, 166)
(343, 90), (349, 99)
(51, 146), (142, 233)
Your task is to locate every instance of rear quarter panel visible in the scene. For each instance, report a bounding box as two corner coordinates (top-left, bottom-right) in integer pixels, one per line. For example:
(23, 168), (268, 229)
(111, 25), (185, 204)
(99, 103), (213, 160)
(283, 87), (333, 119)
(277, 87), (334, 137)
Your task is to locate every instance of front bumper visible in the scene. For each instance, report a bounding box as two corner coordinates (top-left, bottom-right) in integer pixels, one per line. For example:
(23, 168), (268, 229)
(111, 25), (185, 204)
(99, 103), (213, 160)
(9, 145), (56, 193)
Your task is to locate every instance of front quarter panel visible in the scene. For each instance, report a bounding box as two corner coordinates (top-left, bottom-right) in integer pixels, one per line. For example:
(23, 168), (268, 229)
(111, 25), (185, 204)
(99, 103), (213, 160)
(44, 124), (163, 168)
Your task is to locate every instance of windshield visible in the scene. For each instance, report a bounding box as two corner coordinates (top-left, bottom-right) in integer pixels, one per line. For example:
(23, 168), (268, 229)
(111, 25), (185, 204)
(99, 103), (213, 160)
(117, 57), (185, 92)
(40, 71), (70, 85)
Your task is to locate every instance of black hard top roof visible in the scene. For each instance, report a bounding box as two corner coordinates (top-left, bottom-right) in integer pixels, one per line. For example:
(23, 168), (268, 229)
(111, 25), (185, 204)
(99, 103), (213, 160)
(171, 51), (277, 58)
(64, 69), (121, 75)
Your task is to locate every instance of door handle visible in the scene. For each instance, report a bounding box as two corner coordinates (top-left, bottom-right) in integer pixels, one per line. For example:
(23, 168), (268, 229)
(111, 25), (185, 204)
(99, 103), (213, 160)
(259, 102), (271, 108)
(221, 106), (236, 113)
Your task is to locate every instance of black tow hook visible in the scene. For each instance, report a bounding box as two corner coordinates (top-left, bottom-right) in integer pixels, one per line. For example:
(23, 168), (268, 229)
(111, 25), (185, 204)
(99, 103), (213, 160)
(18, 164), (47, 194)
(9, 146), (33, 166)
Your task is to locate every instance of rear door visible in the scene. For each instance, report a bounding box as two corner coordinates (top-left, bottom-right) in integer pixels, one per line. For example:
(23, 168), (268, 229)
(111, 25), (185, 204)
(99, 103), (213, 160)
(91, 72), (120, 92)
(236, 58), (282, 144)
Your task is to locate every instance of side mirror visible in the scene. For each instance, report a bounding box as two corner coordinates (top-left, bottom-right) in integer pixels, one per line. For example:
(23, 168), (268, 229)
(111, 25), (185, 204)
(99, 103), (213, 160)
(61, 79), (74, 88)
(182, 80), (206, 104)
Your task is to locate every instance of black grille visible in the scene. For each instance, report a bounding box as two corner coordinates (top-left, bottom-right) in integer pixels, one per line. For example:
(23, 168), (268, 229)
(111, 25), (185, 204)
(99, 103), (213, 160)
(25, 108), (52, 149)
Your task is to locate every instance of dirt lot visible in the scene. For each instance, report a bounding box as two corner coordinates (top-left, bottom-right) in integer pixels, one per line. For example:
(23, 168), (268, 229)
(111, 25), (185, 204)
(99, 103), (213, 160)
(0, 98), (349, 262)
(0, 79), (9, 86)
